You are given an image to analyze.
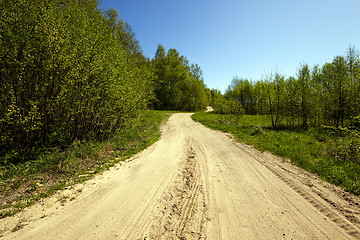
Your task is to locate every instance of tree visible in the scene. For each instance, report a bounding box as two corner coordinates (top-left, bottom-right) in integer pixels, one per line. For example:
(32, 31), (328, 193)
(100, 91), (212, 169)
(346, 46), (360, 119)
(155, 44), (166, 59)
(321, 56), (351, 127)
(254, 80), (268, 115)
(225, 77), (256, 114)
(0, 0), (154, 163)
(151, 46), (208, 111)
(297, 63), (312, 127)
(272, 72), (286, 128)
(222, 47), (360, 129)
(283, 76), (300, 126)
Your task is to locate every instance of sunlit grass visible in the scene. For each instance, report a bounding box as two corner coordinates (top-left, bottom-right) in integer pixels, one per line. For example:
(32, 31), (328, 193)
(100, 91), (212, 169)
(192, 111), (360, 196)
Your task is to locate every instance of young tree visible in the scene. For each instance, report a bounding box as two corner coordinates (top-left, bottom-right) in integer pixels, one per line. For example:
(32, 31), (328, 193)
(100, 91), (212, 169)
(297, 63), (312, 127)
(225, 77), (256, 114)
(283, 76), (300, 126)
(254, 80), (268, 115)
(308, 64), (324, 126)
(273, 72), (286, 128)
(321, 56), (351, 127)
(346, 46), (360, 119)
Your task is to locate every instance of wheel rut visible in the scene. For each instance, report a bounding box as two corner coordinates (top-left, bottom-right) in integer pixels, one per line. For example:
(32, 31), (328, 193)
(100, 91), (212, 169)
(237, 142), (360, 239)
(1, 113), (360, 240)
(147, 141), (207, 240)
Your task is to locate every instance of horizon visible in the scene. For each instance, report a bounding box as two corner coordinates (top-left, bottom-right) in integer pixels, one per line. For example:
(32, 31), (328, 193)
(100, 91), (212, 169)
(100, 0), (360, 92)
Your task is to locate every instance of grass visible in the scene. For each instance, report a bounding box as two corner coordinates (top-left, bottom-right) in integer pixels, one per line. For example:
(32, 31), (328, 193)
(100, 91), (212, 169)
(192, 111), (360, 196)
(0, 110), (169, 219)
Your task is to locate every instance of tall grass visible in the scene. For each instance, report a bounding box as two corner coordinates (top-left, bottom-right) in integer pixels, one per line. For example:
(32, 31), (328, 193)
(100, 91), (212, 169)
(192, 112), (360, 196)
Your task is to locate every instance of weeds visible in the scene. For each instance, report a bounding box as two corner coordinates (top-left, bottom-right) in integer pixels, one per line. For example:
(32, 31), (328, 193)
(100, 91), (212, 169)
(192, 112), (360, 196)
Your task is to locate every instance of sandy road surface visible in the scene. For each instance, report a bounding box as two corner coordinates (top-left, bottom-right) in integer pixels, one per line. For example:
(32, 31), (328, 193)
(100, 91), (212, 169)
(1, 113), (360, 239)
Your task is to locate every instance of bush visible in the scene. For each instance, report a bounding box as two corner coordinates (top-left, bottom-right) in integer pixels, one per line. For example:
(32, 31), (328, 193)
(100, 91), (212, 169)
(0, 1), (153, 164)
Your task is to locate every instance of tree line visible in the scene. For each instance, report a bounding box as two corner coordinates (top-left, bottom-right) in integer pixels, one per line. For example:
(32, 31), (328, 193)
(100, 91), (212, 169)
(151, 44), (210, 111)
(0, 0), (209, 164)
(224, 47), (360, 129)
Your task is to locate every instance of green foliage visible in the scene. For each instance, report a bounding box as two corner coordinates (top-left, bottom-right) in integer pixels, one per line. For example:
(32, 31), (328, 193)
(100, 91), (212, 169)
(223, 47), (360, 130)
(192, 112), (360, 196)
(225, 77), (256, 114)
(207, 88), (245, 122)
(320, 57), (347, 127)
(351, 116), (360, 129)
(0, 111), (168, 218)
(151, 45), (210, 111)
(0, 1), (153, 163)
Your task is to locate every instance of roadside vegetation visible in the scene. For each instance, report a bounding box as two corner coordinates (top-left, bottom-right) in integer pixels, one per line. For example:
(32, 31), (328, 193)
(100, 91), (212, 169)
(193, 47), (360, 196)
(0, 0), (210, 166)
(0, 1), (210, 218)
(193, 112), (360, 196)
(0, 110), (169, 218)
(1, 0), (359, 220)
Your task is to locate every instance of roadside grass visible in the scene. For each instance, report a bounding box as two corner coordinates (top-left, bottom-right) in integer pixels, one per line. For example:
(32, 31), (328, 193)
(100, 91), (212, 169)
(0, 110), (169, 219)
(152, 110), (193, 114)
(192, 111), (360, 196)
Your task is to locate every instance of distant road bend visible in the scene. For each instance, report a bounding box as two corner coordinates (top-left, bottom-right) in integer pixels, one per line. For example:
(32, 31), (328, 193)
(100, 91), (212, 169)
(1, 113), (360, 239)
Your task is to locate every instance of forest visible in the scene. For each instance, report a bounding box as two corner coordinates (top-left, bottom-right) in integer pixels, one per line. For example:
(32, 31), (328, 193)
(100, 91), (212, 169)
(0, 0), (210, 164)
(218, 47), (360, 130)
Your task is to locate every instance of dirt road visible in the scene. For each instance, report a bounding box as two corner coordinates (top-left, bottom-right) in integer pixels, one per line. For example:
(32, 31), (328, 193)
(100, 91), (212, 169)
(1, 113), (360, 239)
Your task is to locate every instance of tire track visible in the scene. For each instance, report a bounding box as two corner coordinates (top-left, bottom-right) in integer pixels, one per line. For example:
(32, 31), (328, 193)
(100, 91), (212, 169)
(147, 142), (207, 240)
(2, 113), (359, 239)
(236, 142), (360, 239)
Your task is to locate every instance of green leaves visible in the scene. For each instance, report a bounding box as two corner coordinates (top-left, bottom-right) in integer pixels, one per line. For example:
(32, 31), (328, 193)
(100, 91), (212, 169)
(0, 1), (154, 164)
(224, 47), (360, 130)
(151, 46), (209, 111)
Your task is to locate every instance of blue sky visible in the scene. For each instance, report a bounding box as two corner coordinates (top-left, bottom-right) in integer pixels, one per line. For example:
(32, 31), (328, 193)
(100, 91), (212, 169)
(99, 0), (360, 92)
